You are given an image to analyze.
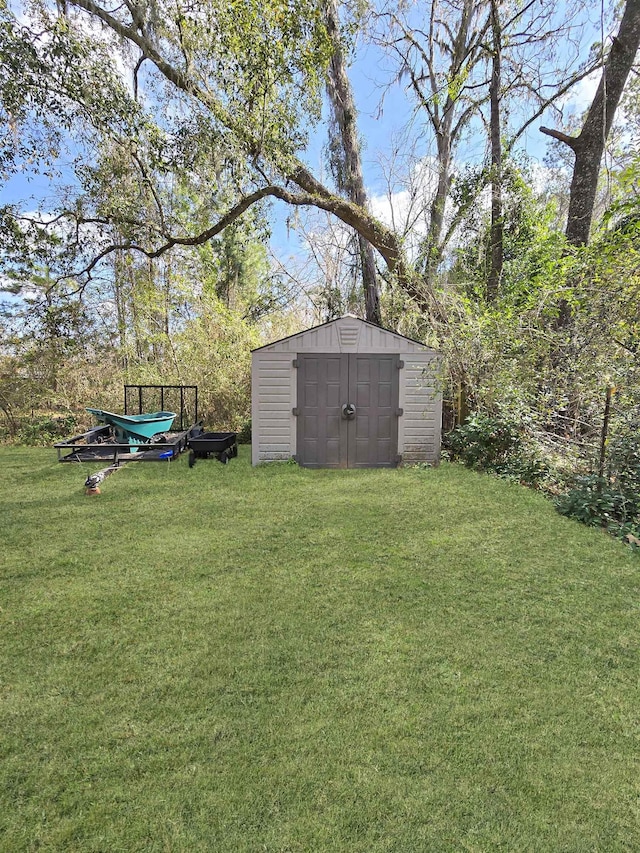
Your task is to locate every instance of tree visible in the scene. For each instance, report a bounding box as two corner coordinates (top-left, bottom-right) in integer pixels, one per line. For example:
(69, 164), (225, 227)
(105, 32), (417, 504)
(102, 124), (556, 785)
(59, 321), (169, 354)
(374, 0), (491, 290)
(0, 0), (437, 316)
(325, 0), (381, 324)
(486, 0), (503, 302)
(1, 0), (636, 335)
(541, 0), (640, 246)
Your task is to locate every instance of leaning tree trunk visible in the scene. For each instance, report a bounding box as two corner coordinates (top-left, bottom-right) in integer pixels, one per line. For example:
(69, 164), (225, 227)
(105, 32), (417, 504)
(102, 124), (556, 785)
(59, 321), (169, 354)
(541, 0), (640, 247)
(324, 0), (381, 325)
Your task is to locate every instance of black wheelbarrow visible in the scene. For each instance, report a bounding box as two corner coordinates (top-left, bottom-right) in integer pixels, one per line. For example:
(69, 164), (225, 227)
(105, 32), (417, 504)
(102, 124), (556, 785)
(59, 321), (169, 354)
(187, 431), (238, 466)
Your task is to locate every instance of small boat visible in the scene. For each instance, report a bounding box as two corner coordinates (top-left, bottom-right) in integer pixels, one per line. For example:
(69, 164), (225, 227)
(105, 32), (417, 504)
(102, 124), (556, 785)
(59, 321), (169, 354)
(86, 408), (177, 450)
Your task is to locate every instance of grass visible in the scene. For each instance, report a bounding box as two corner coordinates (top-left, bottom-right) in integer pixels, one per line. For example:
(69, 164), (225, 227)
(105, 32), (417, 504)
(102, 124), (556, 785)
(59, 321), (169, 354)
(1, 446), (639, 852)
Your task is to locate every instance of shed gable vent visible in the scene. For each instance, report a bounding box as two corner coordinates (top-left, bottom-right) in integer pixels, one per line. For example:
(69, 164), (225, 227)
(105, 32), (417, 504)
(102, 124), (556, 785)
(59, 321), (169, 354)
(338, 322), (360, 350)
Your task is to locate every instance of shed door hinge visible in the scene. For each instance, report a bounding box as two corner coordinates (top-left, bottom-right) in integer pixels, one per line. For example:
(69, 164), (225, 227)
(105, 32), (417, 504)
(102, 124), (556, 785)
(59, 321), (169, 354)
(292, 407), (300, 416)
(292, 358), (299, 368)
(395, 408), (404, 417)
(397, 360), (405, 369)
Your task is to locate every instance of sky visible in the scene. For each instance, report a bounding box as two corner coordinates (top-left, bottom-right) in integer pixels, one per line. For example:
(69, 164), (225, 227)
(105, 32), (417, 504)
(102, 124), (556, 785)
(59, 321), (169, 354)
(270, 12), (603, 277)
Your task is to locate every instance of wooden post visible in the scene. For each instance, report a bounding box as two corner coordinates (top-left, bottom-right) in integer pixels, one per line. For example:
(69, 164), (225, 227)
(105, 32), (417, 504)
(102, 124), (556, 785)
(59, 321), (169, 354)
(456, 382), (469, 426)
(598, 384), (614, 479)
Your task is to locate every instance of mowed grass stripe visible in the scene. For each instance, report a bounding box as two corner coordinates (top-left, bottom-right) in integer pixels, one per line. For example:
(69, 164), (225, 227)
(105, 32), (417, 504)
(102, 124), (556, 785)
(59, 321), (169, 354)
(1, 447), (638, 851)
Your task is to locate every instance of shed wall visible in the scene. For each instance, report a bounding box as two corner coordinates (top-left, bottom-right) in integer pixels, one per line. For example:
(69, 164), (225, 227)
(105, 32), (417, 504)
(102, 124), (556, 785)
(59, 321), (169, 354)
(398, 351), (441, 464)
(251, 351), (296, 464)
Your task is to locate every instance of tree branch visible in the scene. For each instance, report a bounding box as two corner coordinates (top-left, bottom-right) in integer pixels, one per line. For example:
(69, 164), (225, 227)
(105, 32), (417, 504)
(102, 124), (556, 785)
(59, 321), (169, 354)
(539, 126), (579, 149)
(69, 0), (259, 153)
(508, 59), (601, 151)
(64, 0), (441, 318)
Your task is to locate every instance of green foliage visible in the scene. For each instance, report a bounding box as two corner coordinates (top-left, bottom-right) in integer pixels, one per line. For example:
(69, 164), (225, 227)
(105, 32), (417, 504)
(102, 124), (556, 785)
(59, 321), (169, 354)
(0, 0), (333, 294)
(557, 421), (640, 545)
(450, 159), (566, 306)
(445, 413), (549, 487)
(445, 413), (522, 469)
(556, 475), (640, 544)
(0, 1), (146, 188)
(11, 414), (78, 445)
(439, 155), (640, 472)
(608, 426), (640, 495)
(236, 417), (252, 444)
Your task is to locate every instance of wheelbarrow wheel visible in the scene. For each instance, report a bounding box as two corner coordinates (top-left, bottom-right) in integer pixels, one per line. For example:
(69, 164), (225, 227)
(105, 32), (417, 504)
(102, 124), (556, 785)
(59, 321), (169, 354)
(217, 451), (229, 464)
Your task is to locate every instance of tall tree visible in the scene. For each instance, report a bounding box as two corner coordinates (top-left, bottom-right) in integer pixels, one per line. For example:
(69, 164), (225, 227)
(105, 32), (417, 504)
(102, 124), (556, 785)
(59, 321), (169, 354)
(541, 0), (640, 246)
(2, 0), (434, 314)
(373, 0), (600, 292)
(486, 0), (503, 302)
(375, 0), (490, 289)
(1, 0), (631, 331)
(325, 0), (381, 324)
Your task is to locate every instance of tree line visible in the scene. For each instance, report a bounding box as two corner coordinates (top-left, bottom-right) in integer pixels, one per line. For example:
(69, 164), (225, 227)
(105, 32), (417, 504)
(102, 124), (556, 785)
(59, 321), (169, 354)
(0, 0), (638, 454)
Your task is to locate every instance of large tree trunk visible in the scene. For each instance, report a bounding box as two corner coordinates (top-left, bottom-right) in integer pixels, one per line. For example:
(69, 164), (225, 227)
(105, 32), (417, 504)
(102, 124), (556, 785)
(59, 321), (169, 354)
(423, 133), (452, 289)
(418, 0), (479, 291)
(325, 0), (381, 325)
(541, 0), (640, 247)
(486, 0), (503, 303)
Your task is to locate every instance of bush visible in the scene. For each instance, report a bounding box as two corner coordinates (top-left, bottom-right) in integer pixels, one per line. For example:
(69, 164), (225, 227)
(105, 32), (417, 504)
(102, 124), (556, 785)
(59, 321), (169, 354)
(555, 474), (640, 545)
(445, 413), (640, 548)
(444, 413), (554, 488)
(16, 415), (79, 446)
(445, 413), (522, 470)
(607, 429), (640, 495)
(236, 418), (252, 444)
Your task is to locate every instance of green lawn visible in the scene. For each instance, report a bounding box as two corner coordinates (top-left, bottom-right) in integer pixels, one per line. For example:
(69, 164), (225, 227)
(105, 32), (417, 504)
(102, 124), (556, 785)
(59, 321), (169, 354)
(1, 446), (639, 852)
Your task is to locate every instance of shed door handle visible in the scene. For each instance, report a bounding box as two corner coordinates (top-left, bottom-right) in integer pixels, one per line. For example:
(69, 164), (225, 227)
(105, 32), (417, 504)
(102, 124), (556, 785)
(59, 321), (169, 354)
(341, 403), (356, 420)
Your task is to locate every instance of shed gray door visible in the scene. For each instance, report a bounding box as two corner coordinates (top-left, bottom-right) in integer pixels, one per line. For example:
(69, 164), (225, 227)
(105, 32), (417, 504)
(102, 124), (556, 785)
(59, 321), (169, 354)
(296, 353), (400, 468)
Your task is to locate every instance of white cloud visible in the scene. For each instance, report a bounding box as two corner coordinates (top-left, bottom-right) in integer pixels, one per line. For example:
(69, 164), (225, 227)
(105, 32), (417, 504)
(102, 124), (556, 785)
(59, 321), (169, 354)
(369, 188), (413, 231)
(368, 157), (441, 246)
(558, 70), (600, 112)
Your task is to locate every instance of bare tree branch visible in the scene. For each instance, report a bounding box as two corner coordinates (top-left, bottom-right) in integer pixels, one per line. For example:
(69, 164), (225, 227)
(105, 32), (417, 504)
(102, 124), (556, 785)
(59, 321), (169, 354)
(539, 126), (579, 149)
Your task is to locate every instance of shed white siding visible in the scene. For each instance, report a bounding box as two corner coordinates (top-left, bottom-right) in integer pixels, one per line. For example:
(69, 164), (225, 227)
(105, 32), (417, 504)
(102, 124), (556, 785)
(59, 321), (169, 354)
(251, 351), (296, 464)
(252, 316), (441, 466)
(399, 352), (441, 464)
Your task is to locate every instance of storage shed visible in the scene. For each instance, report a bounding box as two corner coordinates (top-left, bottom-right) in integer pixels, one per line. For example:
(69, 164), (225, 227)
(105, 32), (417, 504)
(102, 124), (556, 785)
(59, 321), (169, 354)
(251, 315), (441, 468)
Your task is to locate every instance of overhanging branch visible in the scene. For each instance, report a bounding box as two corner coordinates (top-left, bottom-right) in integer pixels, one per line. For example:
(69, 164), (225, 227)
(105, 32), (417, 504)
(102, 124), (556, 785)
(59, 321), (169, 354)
(59, 184), (399, 276)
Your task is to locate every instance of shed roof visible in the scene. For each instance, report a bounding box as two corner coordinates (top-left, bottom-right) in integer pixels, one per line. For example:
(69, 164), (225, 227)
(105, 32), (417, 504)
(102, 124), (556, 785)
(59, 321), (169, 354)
(252, 315), (435, 354)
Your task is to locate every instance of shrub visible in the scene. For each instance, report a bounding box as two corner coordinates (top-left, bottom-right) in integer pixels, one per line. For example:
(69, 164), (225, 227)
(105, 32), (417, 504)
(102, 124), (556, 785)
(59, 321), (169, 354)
(555, 474), (640, 545)
(16, 415), (79, 446)
(236, 418), (252, 444)
(444, 413), (553, 488)
(445, 413), (522, 470)
(607, 429), (640, 495)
